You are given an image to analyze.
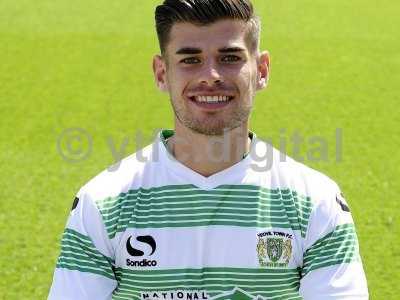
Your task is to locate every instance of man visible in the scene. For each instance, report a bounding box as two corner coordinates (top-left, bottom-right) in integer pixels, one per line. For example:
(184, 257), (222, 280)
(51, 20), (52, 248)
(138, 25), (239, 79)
(48, 0), (369, 299)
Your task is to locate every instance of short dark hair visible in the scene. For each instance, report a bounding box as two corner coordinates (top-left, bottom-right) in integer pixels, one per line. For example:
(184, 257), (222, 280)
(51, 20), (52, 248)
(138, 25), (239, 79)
(155, 0), (260, 55)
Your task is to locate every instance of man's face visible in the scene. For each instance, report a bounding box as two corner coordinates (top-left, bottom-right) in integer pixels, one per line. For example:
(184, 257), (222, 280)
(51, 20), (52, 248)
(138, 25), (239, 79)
(153, 19), (269, 136)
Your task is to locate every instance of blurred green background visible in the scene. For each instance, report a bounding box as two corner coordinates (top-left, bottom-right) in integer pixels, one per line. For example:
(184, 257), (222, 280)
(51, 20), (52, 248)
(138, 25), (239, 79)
(0, 0), (398, 299)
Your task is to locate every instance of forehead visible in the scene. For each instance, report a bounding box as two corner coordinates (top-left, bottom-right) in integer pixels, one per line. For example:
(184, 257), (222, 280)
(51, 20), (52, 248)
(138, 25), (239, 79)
(167, 19), (249, 53)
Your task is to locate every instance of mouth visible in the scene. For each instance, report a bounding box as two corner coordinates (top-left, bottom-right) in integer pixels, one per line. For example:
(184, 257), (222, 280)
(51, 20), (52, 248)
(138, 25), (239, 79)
(187, 95), (235, 109)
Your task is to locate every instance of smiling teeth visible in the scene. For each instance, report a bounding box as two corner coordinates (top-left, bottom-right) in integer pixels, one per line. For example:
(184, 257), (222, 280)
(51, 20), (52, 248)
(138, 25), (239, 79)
(194, 96), (230, 103)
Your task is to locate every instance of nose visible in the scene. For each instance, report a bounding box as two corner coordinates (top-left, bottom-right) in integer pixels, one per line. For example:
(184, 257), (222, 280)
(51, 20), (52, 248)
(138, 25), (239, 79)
(198, 60), (223, 86)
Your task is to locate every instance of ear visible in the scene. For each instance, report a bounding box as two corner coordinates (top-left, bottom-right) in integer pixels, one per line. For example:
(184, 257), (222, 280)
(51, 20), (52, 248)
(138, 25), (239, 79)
(256, 51), (270, 91)
(152, 55), (168, 92)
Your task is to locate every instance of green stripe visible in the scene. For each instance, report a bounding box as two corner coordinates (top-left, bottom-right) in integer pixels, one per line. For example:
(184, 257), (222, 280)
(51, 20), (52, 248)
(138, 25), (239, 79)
(110, 214), (305, 227)
(56, 228), (116, 280)
(302, 223), (359, 276)
(114, 266), (301, 278)
(111, 267), (301, 300)
(95, 185), (313, 239)
(100, 195), (311, 219)
(105, 207), (309, 219)
(102, 199), (311, 219)
(115, 266), (301, 274)
(97, 185), (310, 208)
(57, 261), (115, 280)
(117, 281), (299, 290)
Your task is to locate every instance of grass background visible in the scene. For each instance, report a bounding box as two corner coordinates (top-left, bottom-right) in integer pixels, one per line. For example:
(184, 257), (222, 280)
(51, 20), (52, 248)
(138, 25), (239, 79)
(0, 0), (398, 299)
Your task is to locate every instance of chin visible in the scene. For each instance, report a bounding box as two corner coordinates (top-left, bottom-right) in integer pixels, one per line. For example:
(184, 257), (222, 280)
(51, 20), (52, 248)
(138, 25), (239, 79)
(187, 121), (242, 136)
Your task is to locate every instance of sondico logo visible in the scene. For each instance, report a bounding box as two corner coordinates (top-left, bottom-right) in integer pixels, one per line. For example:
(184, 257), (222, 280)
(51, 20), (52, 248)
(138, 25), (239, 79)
(126, 235), (157, 267)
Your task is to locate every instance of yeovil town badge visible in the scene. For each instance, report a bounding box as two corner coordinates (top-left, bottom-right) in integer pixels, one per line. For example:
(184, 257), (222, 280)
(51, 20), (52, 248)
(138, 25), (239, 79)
(257, 231), (293, 268)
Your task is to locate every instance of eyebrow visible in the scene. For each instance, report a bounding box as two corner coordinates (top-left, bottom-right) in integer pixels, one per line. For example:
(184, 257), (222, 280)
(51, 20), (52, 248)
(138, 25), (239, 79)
(175, 47), (202, 55)
(175, 46), (246, 55)
(218, 47), (246, 53)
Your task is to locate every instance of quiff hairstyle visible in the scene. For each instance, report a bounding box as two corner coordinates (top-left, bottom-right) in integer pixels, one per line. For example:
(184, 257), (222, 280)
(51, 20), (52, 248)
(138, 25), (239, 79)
(155, 0), (260, 55)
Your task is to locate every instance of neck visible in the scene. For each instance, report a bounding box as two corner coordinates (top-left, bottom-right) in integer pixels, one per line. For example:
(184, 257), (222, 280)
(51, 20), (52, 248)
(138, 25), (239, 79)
(167, 124), (251, 177)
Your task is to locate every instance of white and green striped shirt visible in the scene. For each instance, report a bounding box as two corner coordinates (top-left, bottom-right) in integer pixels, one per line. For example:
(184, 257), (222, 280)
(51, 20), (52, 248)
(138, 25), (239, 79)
(48, 130), (368, 300)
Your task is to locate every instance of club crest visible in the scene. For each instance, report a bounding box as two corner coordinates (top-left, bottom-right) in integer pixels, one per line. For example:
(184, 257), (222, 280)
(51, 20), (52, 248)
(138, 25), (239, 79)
(267, 238), (283, 262)
(257, 231), (293, 268)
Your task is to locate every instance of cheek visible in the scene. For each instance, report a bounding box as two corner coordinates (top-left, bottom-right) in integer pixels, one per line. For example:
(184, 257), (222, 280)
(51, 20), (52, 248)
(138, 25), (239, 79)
(166, 69), (189, 101)
(235, 66), (256, 93)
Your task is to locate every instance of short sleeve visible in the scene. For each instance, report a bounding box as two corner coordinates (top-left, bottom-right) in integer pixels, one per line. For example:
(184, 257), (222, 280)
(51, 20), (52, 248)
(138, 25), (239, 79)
(299, 184), (369, 299)
(47, 188), (118, 300)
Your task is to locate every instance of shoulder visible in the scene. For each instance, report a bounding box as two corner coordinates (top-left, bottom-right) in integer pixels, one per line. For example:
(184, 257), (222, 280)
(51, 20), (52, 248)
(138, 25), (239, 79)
(277, 154), (345, 223)
(252, 137), (345, 218)
(77, 142), (158, 205)
(273, 151), (354, 246)
(274, 151), (354, 241)
(276, 157), (340, 205)
(252, 137), (340, 202)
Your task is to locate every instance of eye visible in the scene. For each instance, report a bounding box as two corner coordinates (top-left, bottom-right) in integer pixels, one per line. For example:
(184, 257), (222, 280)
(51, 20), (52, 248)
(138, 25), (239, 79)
(180, 57), (201, 64)
(221, 55), (241, 63)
